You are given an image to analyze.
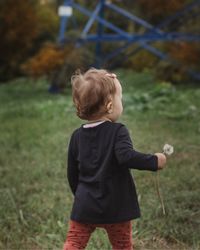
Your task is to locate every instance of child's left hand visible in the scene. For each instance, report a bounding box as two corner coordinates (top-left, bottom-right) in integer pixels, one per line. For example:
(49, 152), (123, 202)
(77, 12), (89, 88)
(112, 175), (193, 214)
(154, 153), (167, 170)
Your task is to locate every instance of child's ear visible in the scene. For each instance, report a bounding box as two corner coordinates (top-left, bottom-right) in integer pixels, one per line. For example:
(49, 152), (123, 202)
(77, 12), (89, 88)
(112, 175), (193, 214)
(106, 101), (113, 113)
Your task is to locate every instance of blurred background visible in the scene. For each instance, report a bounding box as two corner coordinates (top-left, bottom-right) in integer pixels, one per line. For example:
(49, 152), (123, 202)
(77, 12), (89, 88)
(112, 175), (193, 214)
(1, 0), (200, 87)
(0, 0), (200, 249)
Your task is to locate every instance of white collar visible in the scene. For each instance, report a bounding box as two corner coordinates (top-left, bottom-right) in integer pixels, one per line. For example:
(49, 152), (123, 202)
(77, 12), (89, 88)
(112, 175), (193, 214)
(83, 120), (107, 128)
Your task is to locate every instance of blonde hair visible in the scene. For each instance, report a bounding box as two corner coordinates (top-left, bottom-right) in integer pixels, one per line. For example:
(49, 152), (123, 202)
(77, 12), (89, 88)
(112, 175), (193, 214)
(71, 68), (117, 120)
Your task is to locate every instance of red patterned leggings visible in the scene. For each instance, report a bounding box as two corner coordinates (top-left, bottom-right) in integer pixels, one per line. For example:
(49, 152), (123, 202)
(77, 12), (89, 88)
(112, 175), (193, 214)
(63, 220), (133, 250)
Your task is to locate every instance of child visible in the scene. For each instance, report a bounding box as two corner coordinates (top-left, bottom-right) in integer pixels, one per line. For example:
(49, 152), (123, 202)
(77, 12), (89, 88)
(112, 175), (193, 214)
(63, 68), (166, 250)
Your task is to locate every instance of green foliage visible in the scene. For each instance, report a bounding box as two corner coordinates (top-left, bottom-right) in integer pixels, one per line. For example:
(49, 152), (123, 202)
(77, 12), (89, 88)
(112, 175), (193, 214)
(0, 71), (200, 249)
(34, 3), (59, 44)
(125, 49), (159, 71)
(123, 81), (176, 112)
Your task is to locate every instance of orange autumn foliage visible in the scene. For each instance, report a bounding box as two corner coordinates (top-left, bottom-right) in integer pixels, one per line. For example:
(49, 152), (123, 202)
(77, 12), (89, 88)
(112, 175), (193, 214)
(169, 42), (200, 65)
(22, 44), (68, 78)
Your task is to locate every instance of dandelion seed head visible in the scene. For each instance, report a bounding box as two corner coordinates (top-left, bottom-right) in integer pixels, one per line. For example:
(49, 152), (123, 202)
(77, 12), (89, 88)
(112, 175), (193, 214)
(163, 144), (174, 155)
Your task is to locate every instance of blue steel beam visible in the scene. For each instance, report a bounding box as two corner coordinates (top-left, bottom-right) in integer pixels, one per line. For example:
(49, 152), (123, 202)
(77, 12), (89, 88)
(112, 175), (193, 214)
(157, 0), (200, 29)
(71, 2), (130, 38)
(100, 0), (200, 80)
(58, 16), (69, 43)
(105, 0), (196, 57)
(58, 0), (74, 43)
(111, 44), (200, 81)
(83, 33), (200, 42)
(59, 0), (200, 44)
(95, 0), (105, 67)
(103, 41), (166, 66)
(120, 0), (200, 61)
(99, 0), (200, 63)
(81, 2), (101, 37)
(105, 2), (163, 35)
(134, 42), (168, 60)
(58, 0), (200, 80)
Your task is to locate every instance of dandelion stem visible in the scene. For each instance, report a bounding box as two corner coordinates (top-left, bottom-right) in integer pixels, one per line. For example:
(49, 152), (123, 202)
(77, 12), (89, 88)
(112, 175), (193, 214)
(155, 172), (166, 215)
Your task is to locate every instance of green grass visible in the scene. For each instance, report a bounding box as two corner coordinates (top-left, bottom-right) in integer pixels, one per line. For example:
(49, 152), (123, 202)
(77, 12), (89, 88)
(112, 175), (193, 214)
(0, 71), (200, 250)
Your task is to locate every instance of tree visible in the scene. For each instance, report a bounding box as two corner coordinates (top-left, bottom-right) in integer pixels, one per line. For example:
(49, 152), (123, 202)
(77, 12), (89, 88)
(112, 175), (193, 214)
(0, 0), (59, 82)
(0, 0), (40, 81)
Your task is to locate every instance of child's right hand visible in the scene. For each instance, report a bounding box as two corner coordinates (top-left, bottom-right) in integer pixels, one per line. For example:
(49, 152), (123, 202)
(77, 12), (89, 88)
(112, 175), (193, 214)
(154, 153), (167, 170)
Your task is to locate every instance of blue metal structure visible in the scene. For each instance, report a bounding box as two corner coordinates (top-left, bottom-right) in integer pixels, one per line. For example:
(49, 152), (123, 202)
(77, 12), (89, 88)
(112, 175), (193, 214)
(58, 0), (200, 80)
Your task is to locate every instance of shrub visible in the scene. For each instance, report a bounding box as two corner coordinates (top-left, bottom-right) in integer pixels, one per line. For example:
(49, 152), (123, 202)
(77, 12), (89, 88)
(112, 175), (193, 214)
(22, 43), (94, 90)
(22, 43), (66, 78)
(49, 44), (94, 90)
(125, 49), (159, 71)
(154, 42), (200, 83)
(169, 42), (200, 66)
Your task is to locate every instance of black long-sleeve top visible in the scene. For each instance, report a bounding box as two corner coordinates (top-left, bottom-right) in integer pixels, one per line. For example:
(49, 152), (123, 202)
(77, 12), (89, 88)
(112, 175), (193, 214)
(67, 121), (158, 224)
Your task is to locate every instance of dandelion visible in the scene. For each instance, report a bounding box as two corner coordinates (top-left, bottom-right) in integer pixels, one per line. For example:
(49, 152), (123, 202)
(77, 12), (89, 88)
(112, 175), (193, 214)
(155, 144), (174, 216)
(163, 144), (174, 155)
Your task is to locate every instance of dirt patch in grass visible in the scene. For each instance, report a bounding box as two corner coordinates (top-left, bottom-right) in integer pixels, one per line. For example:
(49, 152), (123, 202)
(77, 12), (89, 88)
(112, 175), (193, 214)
(135, 236), (189, 250)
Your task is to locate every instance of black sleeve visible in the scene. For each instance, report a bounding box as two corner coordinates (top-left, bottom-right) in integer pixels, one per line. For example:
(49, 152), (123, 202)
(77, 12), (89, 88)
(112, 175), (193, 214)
(114, 125), (158, 171)
(67, 131), (79, 195)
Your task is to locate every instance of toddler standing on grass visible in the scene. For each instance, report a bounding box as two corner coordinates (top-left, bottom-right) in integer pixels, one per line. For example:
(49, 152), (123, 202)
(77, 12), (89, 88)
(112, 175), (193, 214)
(63, 68), (166, 250)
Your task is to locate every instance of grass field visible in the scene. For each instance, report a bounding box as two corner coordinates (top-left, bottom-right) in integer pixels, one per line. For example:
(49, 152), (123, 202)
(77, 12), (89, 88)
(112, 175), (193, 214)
(0, 70), (200, 250)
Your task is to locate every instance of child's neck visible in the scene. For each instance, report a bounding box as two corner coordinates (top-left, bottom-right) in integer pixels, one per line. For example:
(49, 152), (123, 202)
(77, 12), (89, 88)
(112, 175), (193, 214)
(87, 117), (112, 124)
